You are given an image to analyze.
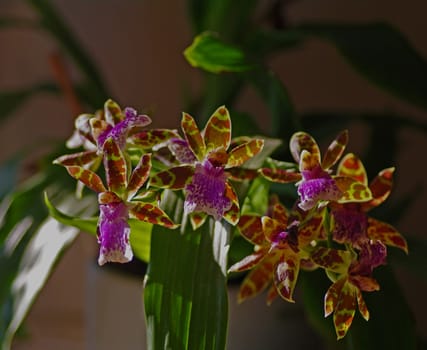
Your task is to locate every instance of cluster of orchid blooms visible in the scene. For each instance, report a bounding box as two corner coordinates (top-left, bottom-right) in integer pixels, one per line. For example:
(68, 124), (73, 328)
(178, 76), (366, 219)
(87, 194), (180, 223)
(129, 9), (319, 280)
(53, 99), (408, 339)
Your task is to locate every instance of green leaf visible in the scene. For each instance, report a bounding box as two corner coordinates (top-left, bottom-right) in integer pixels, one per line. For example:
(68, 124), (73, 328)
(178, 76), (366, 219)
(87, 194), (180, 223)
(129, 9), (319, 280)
(128, 220), (152, 263)
(298, 22), (427, 111)
(44, 193), (152, 263)
(43, 192), (98, 234)
(241, 177), (270, 216)
(0, 176), (95, 349)
(253, 22), (427, 110)
(144, 191), (229, 349)
(184, 32), (254, 73)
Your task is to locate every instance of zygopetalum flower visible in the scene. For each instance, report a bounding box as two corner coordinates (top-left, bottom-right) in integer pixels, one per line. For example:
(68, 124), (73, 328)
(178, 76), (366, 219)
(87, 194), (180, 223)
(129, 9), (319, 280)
(311, 239), (387, 339)
(228, 195), (325, 304)
(149, 106), (264, 226)
(330, 153), (408, 252)
(54, 137), (177, 265)
(261, 130), (373, 211)
(54, 99), (153, 196)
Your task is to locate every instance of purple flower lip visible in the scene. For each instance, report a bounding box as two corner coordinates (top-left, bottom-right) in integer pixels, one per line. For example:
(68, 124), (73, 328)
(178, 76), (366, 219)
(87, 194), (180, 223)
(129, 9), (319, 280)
(97, 107), (152, 150)
(184, 159), (231, 220)
(97, 201), (133, 265)
(332, 206), (368, 247)
(297, 167), (342, 211)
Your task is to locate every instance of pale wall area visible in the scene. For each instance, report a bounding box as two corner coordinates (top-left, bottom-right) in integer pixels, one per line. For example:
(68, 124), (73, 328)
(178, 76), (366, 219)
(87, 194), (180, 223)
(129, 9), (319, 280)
(1, 0), (426, 349)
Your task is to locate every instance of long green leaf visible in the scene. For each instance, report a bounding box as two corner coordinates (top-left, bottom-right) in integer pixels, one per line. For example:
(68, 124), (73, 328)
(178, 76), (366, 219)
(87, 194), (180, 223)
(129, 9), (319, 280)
(255, 23), (427, 110)
(144, 191), (229, 350)
(300, 22), (427, 111)
(0, 175), (95, 349)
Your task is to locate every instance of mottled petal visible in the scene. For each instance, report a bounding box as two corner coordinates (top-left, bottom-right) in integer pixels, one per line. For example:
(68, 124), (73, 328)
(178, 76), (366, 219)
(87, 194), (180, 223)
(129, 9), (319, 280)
(259, 168), (302, 183)
(310, 246), (352, 274)
(270, 199), (289, 224)
(103, 137), (128, 194)
(203, 105), (232, 152)
(356, 289), (370, 321)
(324, 277), (346, 317)
(226, 139), (264, 168)
(53, 150), (98, 167)
(98, 191), (121, 205)
(129, 129), (180, 149)
(64, 165), (106, 193)
(130, 202), (178, 228)
(321, 130), (348, 170)
(364, 167), (395, 210)
(227, 167), (259, 181)
(127, 153), (151, 200)
(90, 118), (111, 149)
(337, 153), (368, 185)
(367, 217), (408, 253)
(228, 247), (269, 273)
(222, 182), (240, 225)
(333, 282), (357, 339)
(334, 176), (372, 203)
(350, 275), (380, 292)
(289, 131), (320, 164)
(261, 216), (285, 244)
(181, 112), (205, 160)
(66, 113), (95, 148)
(97, 200), (132, 266)
(190, 212), (207, 230)
(150, 165), (194, 189)
(296, 207), (326, 246)
(237, 253), (277, 303)
(274, 251), (300, 302)
(237, 215), (265, 245)
(184, 160), (231, 220)
(299, 150), (320, 172)
(104, 98), (124, 125)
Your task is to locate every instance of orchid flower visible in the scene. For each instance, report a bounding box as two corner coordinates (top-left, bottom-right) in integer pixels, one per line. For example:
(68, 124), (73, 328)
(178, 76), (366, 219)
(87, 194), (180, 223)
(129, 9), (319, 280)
(55, 99), (153, 196)
(228, 195), (325, 304)
(261, 130), (373, 211)
(309, 239), (387, 339)
(149, 106), (264, 226)
(54, 137), (177, 265)
(329, 153), (408, 252)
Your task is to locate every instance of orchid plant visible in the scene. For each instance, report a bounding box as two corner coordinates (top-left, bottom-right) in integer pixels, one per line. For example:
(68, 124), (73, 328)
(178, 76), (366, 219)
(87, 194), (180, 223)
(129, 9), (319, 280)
(49, 98), (407, 344)
(2, 1), (426, 349)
